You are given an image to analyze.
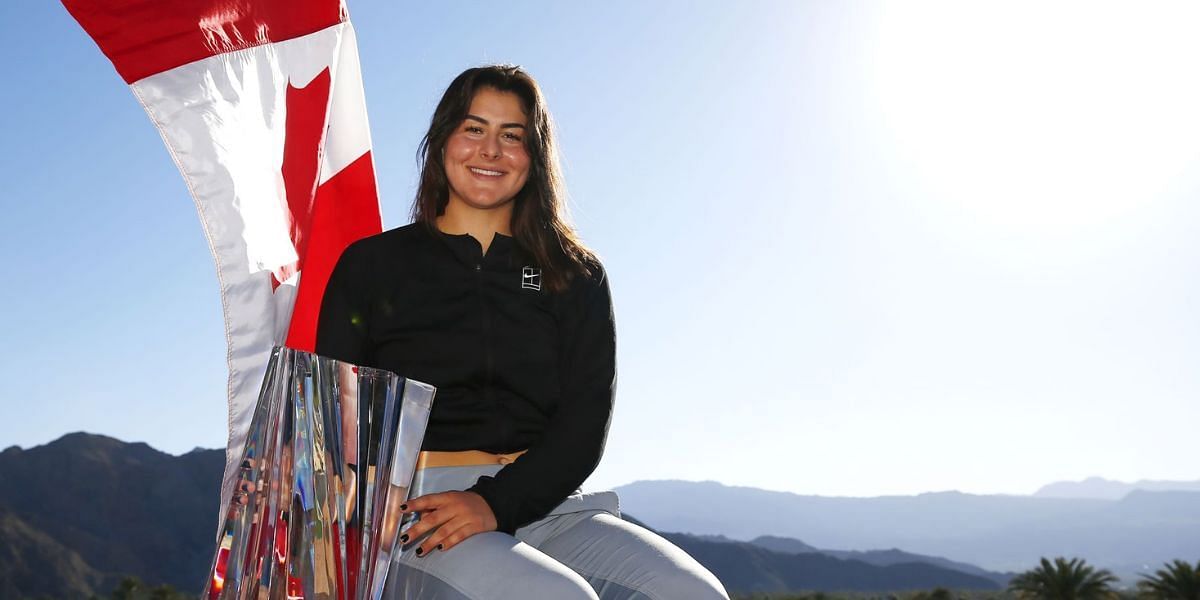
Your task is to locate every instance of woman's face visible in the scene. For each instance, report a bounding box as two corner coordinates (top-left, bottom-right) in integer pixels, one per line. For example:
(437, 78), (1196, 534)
(443, 87), (532, 213)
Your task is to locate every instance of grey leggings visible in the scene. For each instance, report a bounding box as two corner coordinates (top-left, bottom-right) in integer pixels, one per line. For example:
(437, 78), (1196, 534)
(383, 464), (730, 599)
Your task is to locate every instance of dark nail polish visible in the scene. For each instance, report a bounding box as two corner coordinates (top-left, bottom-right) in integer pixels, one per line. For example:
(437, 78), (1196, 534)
(400, 534), (408, 543)
(400, 504), (408, 511)
(415, 547), (424, 557)
(436, 544), (443, 550)
(240, 459), (251, 468)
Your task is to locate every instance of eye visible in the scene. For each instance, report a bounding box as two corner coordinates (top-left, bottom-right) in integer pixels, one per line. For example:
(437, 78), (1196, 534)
(464, 125), (484, 134)
(503, 131), (523, 142)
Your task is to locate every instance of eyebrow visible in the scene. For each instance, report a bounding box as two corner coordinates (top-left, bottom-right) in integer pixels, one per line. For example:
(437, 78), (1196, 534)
(465, 114), (527, 129)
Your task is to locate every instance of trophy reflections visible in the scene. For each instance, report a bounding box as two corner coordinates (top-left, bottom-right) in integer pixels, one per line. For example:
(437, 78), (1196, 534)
(204, 346), (435, 600)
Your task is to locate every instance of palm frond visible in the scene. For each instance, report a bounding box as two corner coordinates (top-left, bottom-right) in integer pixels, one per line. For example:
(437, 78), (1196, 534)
(1137, 559), (1200, 600)
(1008, 556), (1117, 600)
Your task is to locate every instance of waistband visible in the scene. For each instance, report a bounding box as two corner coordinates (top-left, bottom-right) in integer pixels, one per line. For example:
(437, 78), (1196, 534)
(416, 449), (527, 470)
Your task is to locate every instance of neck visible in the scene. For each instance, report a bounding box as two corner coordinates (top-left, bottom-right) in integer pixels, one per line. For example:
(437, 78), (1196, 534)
(436, 200), (513, 255)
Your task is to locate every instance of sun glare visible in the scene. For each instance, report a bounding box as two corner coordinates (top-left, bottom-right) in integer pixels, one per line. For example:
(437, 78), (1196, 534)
(869, 2), (1200, 235)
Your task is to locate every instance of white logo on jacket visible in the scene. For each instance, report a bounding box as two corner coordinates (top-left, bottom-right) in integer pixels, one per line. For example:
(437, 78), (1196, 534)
(521, 266), (542, 291)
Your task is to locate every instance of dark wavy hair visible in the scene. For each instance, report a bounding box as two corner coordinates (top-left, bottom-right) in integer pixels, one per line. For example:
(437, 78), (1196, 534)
(412, 64), (597, 293)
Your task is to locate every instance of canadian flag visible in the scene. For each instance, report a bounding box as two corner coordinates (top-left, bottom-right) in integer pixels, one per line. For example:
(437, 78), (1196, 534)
(62, 0), (383, 506)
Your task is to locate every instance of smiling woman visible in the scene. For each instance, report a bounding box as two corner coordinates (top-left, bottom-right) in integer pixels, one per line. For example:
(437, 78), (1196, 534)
(316, 65), (730, 599)
(442, 88), (532, 214)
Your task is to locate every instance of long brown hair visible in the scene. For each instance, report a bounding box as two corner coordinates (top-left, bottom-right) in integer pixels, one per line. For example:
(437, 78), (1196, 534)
(412, 64), (597, 293)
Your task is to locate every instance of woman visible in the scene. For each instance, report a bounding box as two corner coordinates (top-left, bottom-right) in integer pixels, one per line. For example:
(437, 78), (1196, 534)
(317, 65), (729, 599)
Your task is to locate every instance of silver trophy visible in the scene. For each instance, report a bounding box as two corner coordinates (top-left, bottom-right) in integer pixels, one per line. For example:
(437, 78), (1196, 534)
(203, 346), (435, 600)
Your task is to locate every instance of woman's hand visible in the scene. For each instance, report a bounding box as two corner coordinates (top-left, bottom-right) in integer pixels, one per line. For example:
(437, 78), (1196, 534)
(400, 491), (497, 555)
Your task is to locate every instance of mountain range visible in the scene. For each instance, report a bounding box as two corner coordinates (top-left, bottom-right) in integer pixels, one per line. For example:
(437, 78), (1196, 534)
(613, 479), (1200, 584)
(1, 433), (1193, 597)
(655, 532), (1001, 593)
(1033, 476), (1200, 500)
(746, 535), (1012, 587)
(0, 433), (223, 598)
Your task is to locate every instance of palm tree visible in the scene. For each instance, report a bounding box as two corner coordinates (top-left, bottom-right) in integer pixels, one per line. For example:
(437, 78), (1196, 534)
(1008, 556), (1119, 600)
(1138, 560), (1200, 600)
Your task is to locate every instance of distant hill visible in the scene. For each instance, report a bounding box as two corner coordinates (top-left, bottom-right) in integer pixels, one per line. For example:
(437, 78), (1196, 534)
(0, 505), (107, 599)
(621, 517), (1000, 592)
(1034, 476), (1200, 500)
(0, 433), (225, 597)
(749, 535), (820, 554)
(747, 535), (1012, 587)
(614, 479), (1200, 581)
(660, 531), (1001, 593)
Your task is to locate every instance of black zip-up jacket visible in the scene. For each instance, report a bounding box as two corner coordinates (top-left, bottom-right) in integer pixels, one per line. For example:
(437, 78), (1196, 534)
(315, 223), (616, 534)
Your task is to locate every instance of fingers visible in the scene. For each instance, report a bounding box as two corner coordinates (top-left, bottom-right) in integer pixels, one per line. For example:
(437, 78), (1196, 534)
(400, 491), (446, 514)
(405, 491), (497, 556)
(398, 494), (451, 548)
(419, 520), (474, 555)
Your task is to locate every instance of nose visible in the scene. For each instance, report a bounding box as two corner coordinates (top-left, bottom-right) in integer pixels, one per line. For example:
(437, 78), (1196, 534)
(480, 134), (501, 160)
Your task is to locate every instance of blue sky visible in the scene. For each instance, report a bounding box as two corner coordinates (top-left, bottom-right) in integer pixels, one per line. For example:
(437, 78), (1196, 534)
(2, 1), (1198, 497)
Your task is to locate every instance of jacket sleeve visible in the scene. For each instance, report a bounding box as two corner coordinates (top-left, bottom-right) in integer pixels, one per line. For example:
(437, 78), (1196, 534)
(467, 265), (617, 533)
(315, 241), (373, 366)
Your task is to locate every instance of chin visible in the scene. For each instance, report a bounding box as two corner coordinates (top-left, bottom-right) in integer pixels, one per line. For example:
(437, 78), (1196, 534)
(462, 190), (517, 209)
(468, 199), (515, 211)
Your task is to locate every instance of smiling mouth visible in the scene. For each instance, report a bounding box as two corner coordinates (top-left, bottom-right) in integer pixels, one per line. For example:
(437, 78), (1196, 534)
(468, 167), (506, 178)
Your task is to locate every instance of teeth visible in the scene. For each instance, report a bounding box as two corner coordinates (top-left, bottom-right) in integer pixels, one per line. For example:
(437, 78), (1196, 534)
(470, 167), (504, 176)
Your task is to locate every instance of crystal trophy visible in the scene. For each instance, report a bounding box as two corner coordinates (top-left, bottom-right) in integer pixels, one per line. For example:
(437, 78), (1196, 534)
(203, 346), (435, 600)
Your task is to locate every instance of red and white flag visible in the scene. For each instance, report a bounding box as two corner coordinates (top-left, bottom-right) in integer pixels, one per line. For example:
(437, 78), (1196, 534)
(62, 0), (384, 505)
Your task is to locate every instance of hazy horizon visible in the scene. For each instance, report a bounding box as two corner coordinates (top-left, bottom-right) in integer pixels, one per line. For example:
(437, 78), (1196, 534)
(14, 429), (1200, 500)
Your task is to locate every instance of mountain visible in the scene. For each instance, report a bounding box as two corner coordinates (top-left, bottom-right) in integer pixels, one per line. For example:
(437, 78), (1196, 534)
(749, 535), (820, 554)
(0, 505), (107, 599)
(622, 518), (1001, 592)
(661, 531), (1001, 593)
(0, 433), (225, 597)
(614, 479), (1200, 579)
(747, 535), (1011, 587)
(1034, 476), (1200, 500)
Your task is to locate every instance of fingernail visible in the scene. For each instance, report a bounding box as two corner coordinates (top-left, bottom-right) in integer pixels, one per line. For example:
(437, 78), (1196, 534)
(400, 534), (408, 543)
(415, 547), (424, 557)
(400, 504), (408, 511)
(436, 544), (443, 550)
(240, 459), (251, 468)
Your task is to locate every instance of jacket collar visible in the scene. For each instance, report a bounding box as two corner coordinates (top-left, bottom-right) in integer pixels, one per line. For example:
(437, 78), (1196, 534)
(431, 227), (516, 268)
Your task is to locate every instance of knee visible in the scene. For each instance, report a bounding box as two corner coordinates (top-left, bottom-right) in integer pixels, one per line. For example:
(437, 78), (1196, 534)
(590, 557), (729, 600)
(531, 569), (600, 600)
(640, 565), (730, 600)
(391, 532), (600, 600)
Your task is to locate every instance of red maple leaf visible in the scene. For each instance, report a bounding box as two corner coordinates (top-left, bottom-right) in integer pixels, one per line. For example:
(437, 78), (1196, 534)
(272, 68), (332, 291)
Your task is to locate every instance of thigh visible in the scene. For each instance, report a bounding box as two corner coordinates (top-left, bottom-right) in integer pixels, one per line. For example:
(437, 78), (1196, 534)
(384, 530), (598, 600)
(528, 512), (730, 600)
